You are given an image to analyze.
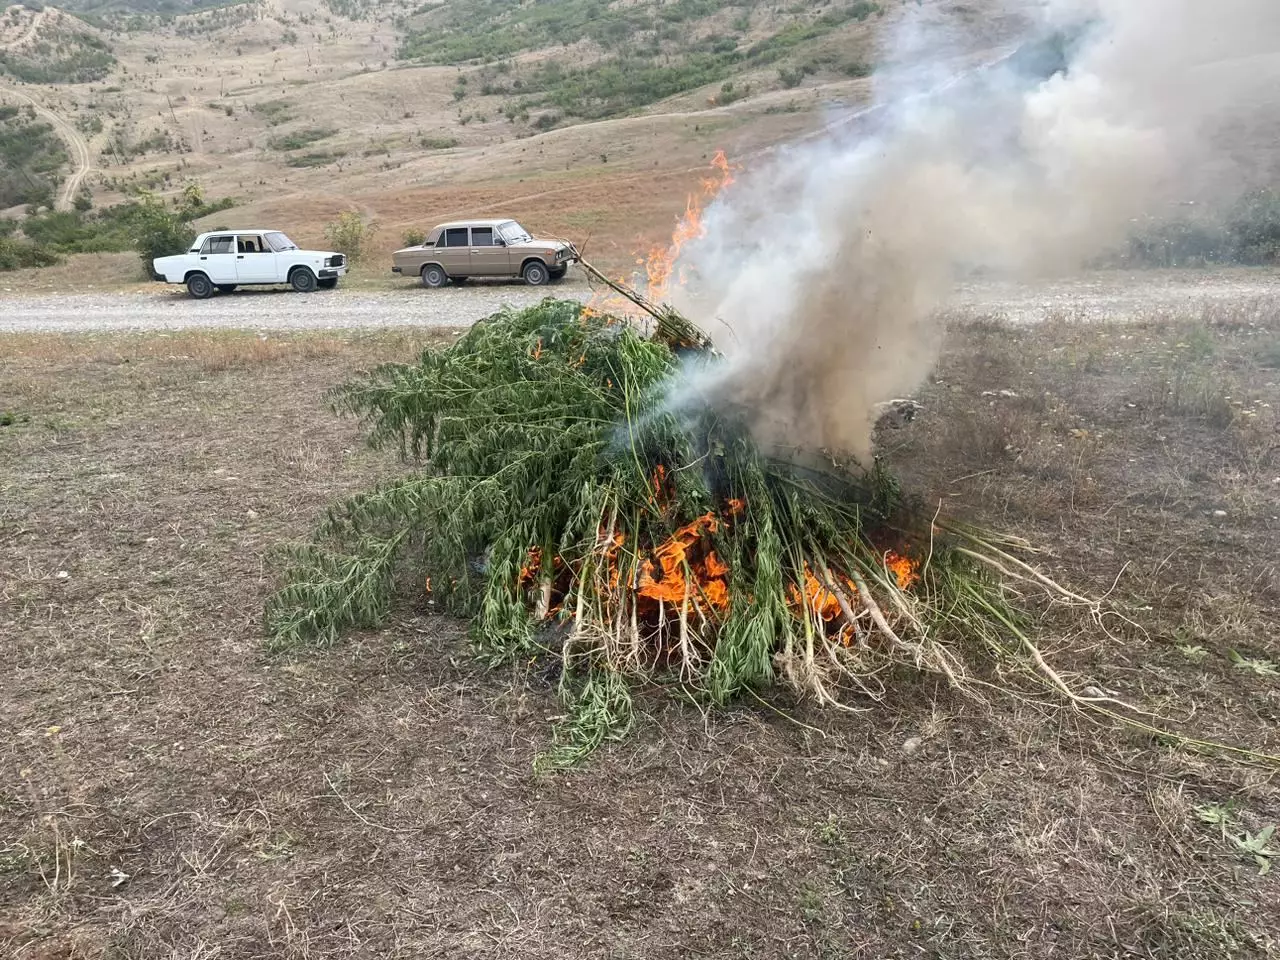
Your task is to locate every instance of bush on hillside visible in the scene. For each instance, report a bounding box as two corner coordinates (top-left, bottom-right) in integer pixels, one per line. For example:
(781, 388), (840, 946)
(324, 211), (378, 264)
(0, 235), (60, 270)
(1109, 188), (1280, 268)
(0, 188), (235, 274)
(1225, 188), (1280, 265)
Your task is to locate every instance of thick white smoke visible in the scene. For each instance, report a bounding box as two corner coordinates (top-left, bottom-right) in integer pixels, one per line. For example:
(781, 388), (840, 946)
(667, 0), (1280, 464)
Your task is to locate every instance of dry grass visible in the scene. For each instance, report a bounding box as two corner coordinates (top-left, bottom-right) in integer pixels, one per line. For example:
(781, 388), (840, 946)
(0, 253), (148, 294)
(0, 327), (455, 367)
(1, 307), (1278, 958)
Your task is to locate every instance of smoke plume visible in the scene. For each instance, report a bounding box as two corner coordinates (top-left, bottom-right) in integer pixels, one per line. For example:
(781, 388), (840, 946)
(668, 0), (1280, 464)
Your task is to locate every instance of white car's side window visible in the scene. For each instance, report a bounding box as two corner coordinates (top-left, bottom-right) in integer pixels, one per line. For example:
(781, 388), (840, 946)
(200, 236), (234, 255)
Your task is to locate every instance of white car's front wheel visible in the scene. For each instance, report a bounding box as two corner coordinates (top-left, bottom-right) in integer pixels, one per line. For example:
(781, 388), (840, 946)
(186, 273), (214, 299)
(290, 267), (318, 293)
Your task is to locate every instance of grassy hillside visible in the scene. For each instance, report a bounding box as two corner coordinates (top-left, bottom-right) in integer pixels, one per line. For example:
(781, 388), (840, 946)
(51, 0), (253, 16)
(0, 104), (67, 210)
(404, 0), (884, 120)
(0, 15), (115, 82)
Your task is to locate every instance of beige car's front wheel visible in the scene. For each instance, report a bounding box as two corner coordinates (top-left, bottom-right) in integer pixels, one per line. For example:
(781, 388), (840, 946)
(522, 261), (550, 286)
(421, 264), (447, 288)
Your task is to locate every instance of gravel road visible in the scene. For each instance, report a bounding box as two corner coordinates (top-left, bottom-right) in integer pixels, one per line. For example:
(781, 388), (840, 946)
(0, 281), (592, 334)
(1, 270), (1277, 333)
(950, 269), (1280, 324)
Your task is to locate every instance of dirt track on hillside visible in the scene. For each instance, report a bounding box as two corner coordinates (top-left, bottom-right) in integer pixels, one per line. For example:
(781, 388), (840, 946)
(0, 8), (95, 211)
(0, 5), (44, 49)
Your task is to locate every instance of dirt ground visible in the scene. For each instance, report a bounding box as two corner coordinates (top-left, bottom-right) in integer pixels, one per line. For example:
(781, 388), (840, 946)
(2, 300), (1278, 959)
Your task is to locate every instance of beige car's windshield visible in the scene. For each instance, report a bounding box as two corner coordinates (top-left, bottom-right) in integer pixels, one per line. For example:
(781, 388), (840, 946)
(498, 221), (532, 244)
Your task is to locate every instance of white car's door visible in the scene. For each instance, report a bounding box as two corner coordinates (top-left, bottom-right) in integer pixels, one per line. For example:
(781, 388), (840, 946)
(234, 234), (280, 283)
(196, 235), (238, 284)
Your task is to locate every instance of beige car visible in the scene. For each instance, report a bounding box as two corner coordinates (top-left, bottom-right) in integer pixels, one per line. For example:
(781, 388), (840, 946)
(391, 219), (577, 287)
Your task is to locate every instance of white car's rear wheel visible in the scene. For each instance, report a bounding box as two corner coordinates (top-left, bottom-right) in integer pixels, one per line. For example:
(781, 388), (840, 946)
(186, 273), (214, 299)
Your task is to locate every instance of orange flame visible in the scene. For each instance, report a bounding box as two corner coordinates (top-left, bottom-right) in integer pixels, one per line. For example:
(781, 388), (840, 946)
(644, 150), (736, 303)
(636, 512), (728, 610)
(498, 498), (920, 647)
(884, 551), (919, 590)
(649, 464), (669, 508)
(581, 151), (738, 319)
(788, 563), (854, 623)
(704, 550), (729, 578)
(519, 546), (543, 584)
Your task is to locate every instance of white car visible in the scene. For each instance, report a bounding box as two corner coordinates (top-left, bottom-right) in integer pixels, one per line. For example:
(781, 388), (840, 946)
(152, 229), (348, 299)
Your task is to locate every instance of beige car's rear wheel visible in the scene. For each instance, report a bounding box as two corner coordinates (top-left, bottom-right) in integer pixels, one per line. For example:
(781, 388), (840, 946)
(421, 264), (447, 288)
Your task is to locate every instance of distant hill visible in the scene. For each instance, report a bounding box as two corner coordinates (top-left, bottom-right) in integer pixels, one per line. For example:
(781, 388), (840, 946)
(49, 0), (254, 18)
(0, 8), (115, 83)
(402, 0), (887, 121)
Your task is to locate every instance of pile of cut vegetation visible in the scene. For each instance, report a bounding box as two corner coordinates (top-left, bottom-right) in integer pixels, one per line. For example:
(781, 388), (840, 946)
(268, 293), (1187, 767)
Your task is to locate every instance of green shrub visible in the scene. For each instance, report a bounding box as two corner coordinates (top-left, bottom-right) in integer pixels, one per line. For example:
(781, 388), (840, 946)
(402, 228), (426, 247)
(1226, 188), (1280, 265)
(714, 80), (749, 105)
(127, 196), (197, 269)
(0, 187), (235, 274)
(1126, 218), (1227, 267)
(252, 99), (294, 126)
(0, 235), (60, 270)
(778, 66), (805, 88)
(1112, 189), (1280, 268)
(286, 150), (345, 167)
(323, 211), (378, 264)
(267, 127), (336, 152)
(420, 135), (459, 149)
(0, 105), (68, 210)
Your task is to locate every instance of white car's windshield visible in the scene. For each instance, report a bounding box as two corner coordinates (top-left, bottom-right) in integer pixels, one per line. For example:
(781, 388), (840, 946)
(499, 221), (532, 244)
(265, 232), (298, 252)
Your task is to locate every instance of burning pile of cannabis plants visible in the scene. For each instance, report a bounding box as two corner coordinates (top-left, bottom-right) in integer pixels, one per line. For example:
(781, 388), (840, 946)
(264, 297), (1092, 766)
